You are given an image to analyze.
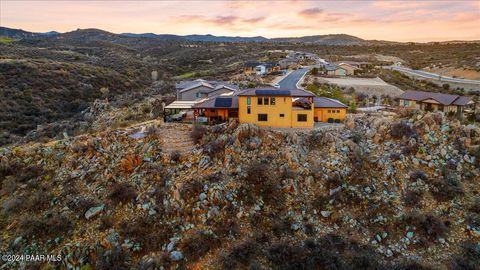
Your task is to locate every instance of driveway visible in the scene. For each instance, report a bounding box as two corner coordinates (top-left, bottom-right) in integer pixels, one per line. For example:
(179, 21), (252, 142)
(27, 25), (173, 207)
(278, 68), (310, 89)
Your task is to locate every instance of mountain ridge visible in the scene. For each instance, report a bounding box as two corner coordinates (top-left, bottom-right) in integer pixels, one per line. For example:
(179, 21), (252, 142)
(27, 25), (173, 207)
(0, 26), (405, 45)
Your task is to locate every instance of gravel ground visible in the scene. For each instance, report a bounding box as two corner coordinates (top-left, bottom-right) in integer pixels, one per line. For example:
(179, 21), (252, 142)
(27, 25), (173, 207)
(319, 77), (404, 97)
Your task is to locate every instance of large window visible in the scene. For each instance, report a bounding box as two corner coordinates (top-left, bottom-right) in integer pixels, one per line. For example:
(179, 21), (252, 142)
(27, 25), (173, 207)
(297, 114), (307, 122)
(258, 97), (263, 105)
(264, 97), (269, 105)
(403, 100), (410, 106)
(270, 97), (276, 105)
(258, 114), (268, 122)
(247, 107), (251, 114)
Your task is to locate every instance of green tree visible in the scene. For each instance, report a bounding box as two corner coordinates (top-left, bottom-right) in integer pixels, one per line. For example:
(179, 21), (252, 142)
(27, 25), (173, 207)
(310, 67), (319, 76)
(349, 98), (357, 113)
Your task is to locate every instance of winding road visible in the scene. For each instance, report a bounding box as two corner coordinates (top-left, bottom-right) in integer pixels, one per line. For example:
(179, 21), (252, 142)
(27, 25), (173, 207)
(278, 68), (310, 89)
(386, 65), (480, 85)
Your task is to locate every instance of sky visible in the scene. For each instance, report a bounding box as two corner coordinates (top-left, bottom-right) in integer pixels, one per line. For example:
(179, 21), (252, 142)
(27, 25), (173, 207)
(1, 0), (479, 42)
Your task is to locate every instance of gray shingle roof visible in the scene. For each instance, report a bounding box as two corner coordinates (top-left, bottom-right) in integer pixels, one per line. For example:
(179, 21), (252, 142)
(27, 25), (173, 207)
(399, 90), (472, 106)
(176, 79), (239, 91)
(313, 97), (349, 108)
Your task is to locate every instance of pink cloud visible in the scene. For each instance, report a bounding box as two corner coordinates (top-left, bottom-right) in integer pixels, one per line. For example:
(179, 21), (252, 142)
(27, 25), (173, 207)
(298, 8), (323, 18)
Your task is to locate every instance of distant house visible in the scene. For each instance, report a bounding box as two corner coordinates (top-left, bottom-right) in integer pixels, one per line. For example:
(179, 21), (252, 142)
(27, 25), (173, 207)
(398, 90), (475, 114)
(175, 79), (239, 101)
(243, 62), (261, 75)
(287, 51), (319, 61)
(244, 62), (279, 75)
(325, 64), (347, 76)
(279, 58), (300, 69)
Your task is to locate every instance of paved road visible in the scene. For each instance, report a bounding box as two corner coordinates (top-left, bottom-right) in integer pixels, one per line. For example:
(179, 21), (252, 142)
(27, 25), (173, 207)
(386, 66), (480, 85)
(278, 68), (310, 89)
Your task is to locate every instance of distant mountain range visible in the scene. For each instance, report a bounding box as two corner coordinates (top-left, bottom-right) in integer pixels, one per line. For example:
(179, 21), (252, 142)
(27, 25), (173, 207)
(1, 26), (477, 45)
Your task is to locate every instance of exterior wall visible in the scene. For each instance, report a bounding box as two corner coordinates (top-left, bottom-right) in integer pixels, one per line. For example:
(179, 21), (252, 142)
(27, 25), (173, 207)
(244, 67), (256, 75)
(204, 108), (229, 120)
(334, 68), (347, 76)
(314, 108), (347, 122)
(238, 96), (314, 128)
(399, 99), (418, 109)
(178, 86), (213, 101)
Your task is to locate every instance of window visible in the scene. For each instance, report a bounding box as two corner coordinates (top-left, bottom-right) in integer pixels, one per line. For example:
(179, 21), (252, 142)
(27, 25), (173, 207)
(258, 114), (268, 121)
(279, 114), (284, 117)
(297, 114), (307, 122)
(337, 110), (340, 113)
(196, 92), (201, 98)
(264, 97), (269, 105)
(403, 100), (410, 106)
(258, 97), (263, 105)
(328, 110), (331, 113)
(247, 107), (251, 114)
(270, 97), (276, 105)
(247, 97), (251, 105)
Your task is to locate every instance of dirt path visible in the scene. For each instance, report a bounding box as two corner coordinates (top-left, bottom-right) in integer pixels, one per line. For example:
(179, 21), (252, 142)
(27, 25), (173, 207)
(160, 123), (196, 155)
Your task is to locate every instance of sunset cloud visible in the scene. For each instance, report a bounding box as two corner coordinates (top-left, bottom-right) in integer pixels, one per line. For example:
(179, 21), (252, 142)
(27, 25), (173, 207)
(1, 1), (478, 42)
(298, 8), (324, 18)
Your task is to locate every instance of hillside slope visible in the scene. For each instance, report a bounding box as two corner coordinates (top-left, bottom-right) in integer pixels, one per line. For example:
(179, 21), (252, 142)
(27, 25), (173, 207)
(0, 111), (479, 269)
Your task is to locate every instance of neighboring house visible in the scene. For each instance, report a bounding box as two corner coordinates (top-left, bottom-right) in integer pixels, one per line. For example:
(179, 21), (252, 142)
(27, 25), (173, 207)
(175, 79), (239, 101)
(398, 90), (475, 114)
(244, 62), (261, 75)
(244, 62), (280, 75)
(337, 63), (359, 75)
(325, 64), (347, 76)
(255, 63), (280, 75)
(335, 61), (370, 69)
(279, 58), (300, 69)
(287, 51), (319, 61)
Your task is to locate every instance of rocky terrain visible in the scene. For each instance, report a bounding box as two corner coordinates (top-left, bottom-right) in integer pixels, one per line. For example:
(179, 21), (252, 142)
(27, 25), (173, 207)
(1, 109), (479, 269)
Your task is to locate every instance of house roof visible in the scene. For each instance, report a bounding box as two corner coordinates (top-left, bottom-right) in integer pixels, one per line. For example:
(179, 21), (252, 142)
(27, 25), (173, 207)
(244, 62), (262, 67)
(313, 97), (349, 108)
(165, 101), (198, 109)
(176, 79), (239, 91)
(399, 90), (473, 106)
(178, 81), (214, 93)
(325, 64), (341, 71)
(193, 96), (239, 109)
(236, 88), (316, 97)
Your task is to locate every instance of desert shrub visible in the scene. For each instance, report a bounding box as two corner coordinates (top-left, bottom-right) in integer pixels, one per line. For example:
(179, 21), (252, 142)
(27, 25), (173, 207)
(1, 177), (17, 195)
(72, 197), (98, 214)
(244, 161), (268, 185)
(108, 183), (137, 205)
(450, 242), (480, 270)
(469, 196), (480, 214)
(2, 195), (23, 214)
(403, 190), (423, 207)
(221, 240), (259, 268)
(403, 212), (449, 241)
(179, 180), (203, 202)
(96, 247), (130, 270)
(401, 145), (416, 156)
(409, 170), (428, 181)
(190, 125), (207, 144)
(272, 217), (293, 237)
(391, 121), (415, 139)
(170, 150), (181, 162)
(430, 168), (463, 201)
(118, 217), (172, 252)
(203, 139), (225, 158)
(179, 230), (220, 262)
(18, 214), (72, 239)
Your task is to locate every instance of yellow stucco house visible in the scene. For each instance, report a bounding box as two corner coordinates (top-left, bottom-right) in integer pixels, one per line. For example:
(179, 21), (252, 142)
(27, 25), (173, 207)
(193, 88), (349, 127)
